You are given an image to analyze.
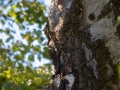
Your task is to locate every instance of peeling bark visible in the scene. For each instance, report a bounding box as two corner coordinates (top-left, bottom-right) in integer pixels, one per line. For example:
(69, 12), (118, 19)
(44, 0), (120, 90)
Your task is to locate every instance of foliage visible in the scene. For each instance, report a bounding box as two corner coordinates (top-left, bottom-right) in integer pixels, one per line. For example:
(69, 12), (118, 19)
(116, 16), (120, 26)
(0, 0), (51, 90)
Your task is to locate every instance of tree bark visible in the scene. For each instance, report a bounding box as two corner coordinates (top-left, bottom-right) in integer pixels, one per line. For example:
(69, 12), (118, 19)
(44, 0), (120, 90)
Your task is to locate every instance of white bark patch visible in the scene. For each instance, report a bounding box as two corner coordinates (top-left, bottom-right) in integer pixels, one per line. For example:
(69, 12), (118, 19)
(52, 65), (55, 74)
(82, 42), (92, 61)
(49, 0), (73, 30)
(49, 1), (61, 30)
(82, 0), (110, 23)
(82, 0), (120, 65)
(62, 74), (75, 90)
(90, 59), (98, 79)
(53, 74), (61, 87)
(90, 13), (120, 65)
(82, 43), (98, 79)
(65, 0), (73, 9)
(53, 74), (75, 89)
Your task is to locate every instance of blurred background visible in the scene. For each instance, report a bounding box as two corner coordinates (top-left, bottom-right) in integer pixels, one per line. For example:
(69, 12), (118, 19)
(0, 0), (52, 90)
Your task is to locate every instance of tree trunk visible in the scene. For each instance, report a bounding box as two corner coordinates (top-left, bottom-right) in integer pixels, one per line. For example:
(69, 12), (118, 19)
(44, 0), (120, 90)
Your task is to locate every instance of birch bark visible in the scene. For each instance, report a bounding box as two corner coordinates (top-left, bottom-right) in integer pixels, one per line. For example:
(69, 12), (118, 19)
(45, 0), (120, 89)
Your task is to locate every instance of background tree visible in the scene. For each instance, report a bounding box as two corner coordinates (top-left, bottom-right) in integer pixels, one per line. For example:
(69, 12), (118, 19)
(45, 0), (120, 90)
(0, 0), (52, 90)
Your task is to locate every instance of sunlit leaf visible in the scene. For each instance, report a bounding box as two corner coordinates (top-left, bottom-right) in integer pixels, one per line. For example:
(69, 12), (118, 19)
(12, 5), (16, 10)
(5, 69), (11, 79)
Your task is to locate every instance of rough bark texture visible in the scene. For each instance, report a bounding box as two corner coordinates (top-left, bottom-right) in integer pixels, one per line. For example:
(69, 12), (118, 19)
(44, 0), (120, 90)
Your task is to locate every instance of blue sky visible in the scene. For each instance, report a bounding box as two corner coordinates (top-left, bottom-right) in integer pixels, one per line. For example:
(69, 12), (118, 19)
(44, 0), (51, 7)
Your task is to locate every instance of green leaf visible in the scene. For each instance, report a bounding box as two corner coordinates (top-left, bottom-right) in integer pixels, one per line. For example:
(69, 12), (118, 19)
(13, 85), (23, 90)
(0, 76), (7, 85)
(37, 55), (41, 61)
(28, 54), (34, 61)
(2, 82), (14, 90)
(18, 63), (24, 72)
(20, 82), (29, 89)
(116, 16), (120, 26)
(0, 29), (3, 32)
(42, 47), (49, 59)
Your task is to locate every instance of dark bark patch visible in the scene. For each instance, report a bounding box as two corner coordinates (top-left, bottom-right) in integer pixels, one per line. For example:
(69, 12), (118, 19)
(88, 13), (95, 21)
(97, 1), (113, 20)
(115, 24), (120, 38)
(112, 0), (120, 21)
(92, 39), (119, 89)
